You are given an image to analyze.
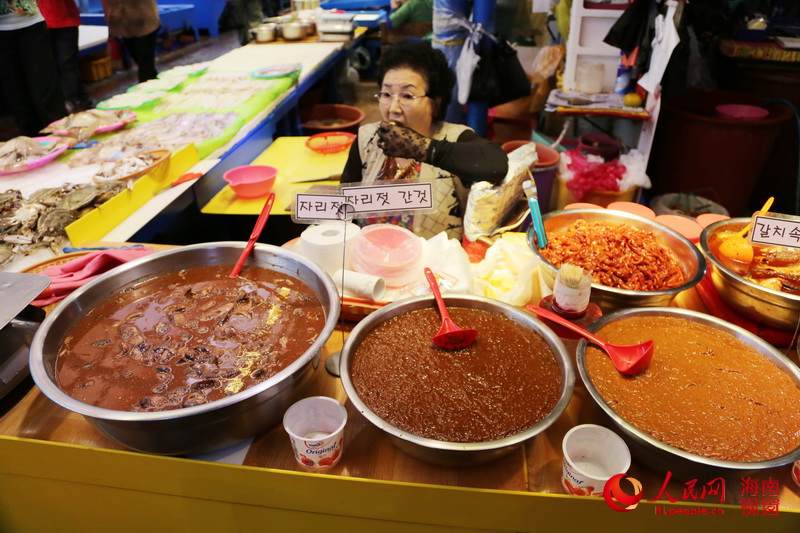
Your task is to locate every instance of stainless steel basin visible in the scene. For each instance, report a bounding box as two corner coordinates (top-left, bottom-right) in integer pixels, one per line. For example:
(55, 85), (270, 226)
(29, 242), (340, 455)
(340, 295), (574, 466)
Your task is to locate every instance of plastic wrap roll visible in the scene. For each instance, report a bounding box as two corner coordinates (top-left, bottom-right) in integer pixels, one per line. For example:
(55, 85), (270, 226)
(332, 269), (386, 302)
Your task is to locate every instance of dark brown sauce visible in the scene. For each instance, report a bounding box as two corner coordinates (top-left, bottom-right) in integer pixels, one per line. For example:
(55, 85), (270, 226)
(350, 307), (563, 442)
(56, 265), (325, 412)
(587, 316), (800, 461)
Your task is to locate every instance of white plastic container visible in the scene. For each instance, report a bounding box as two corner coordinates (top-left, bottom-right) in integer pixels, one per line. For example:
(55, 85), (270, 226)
(283, 396), (347, 470)
(561, 424), (631, 496)
(575, 63), (605, 94)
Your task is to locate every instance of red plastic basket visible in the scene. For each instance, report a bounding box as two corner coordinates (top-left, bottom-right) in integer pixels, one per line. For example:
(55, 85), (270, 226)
(305, 131), (356, 154)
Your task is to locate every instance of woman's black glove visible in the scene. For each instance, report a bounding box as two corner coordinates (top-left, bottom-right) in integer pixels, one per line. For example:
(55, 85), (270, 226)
(376, 121), (431, 162)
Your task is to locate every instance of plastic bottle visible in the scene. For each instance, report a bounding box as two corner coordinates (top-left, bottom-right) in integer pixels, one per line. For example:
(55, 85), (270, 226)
(613, 59), (632, 95)
(538, 263), (603, 361)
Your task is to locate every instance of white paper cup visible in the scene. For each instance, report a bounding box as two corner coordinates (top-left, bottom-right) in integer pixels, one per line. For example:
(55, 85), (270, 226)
(561, 424), (631, 496)
(283, 396), (347, 470)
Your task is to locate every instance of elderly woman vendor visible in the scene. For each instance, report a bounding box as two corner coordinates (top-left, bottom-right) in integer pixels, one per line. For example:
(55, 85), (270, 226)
(341, 41), (508, 239)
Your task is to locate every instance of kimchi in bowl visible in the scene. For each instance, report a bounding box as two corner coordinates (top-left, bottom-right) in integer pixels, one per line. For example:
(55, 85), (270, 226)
(701, 216), (800, 329)
(529, 209), (705, 310)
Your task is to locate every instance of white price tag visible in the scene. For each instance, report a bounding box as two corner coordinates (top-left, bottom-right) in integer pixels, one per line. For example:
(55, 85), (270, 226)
(751, 215), (800, 249)
(341, 182), (433, 214)
(293, 193), (350, 222)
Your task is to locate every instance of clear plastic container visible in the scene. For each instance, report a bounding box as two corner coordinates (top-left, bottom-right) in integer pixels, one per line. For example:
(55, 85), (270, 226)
(349, 224), (423, 288)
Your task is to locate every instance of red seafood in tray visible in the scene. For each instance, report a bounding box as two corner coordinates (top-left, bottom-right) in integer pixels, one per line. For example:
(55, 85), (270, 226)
(540, 219), (685, 292)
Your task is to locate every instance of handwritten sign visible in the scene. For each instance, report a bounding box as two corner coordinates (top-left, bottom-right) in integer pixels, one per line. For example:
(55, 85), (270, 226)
(294, 182), (433, 224)
(293, 193), (351, 222)
(340, 182), (433, 214)
(752, 215), (800, 249)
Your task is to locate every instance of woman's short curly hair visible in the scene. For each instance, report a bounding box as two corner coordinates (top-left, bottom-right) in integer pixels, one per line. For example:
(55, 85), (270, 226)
(378, 41), (455, 122)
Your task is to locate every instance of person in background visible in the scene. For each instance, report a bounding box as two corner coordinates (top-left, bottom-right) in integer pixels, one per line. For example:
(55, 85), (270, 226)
(341, 41), (507, 240)
(102, 0), (160, 82)
(388, 0), (432, 42)
(38, 0), (92, 113)
(231, 0), (262, 45)
(432, 0), (470, 123)
(0, 0), (66, 135)
(390, 0), (432, 28)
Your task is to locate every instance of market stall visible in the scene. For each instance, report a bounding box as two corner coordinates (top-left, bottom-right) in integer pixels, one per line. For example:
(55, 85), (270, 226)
(2, 185), (800, 530)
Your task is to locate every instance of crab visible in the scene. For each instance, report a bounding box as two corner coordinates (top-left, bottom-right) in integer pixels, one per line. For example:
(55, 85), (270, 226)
(0, 190), (22, 213)
(0, 136), (51, 172)
(37, 208), (76, 236)
(60, 185), (98, 211)
(1, 232), (35, 245)
(0, 200), (41, 232)
(14, 203), (41, 228)
(95, 182), (126, 204)
(28, 187), (67, 207)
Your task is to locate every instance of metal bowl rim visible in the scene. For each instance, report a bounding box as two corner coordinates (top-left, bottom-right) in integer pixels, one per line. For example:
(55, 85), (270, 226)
(339, 294), (575, 452)
(700, 217), (800, 303)
(529, 208), (707, 297)
(576, 306), (800, 470)
(29, 241), (341, 422)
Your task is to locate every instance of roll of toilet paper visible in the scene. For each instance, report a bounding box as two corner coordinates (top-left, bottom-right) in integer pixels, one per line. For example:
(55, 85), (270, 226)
(299, 222), (360, 275)
(332, 269), (386, 302)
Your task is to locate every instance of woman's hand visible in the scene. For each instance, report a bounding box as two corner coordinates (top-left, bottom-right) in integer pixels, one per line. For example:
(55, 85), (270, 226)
(377, 121), (431, 162)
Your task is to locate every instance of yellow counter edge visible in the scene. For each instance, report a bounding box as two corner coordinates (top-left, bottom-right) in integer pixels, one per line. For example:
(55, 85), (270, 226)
(0, 436), (796, 532)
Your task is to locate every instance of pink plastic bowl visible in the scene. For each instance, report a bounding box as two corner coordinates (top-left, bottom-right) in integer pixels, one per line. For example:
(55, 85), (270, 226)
(564, 202), (601, 210)
(715, 104), (769, 120)
(224, 165), (277, 199)
(607, 201), (656, 220)
(350, 224), (423, 287)
(655, 214), (703, 244)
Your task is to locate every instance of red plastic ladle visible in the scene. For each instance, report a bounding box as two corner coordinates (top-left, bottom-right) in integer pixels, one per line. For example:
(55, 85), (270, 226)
(229, 192), (275, 278)
(528, 305), (653, 376)
(424, 267), (477, 350)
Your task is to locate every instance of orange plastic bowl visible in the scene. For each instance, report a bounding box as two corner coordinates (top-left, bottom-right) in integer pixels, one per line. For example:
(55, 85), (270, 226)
(224, 165), (277, 199)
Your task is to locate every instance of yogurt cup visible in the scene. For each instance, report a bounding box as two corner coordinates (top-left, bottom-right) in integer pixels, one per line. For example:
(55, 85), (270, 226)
(283, 396), (347, 470)
(562, 424), (631, 496)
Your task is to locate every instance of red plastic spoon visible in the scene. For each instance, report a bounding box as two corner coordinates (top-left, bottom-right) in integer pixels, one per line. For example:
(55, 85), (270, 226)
(229, 192), (275, 278)
(424, 267), (477, 350)
(528, 305), (653, 376)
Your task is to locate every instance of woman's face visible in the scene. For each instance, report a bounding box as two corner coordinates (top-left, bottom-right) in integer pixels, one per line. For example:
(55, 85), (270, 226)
(378, 67), (436, 136)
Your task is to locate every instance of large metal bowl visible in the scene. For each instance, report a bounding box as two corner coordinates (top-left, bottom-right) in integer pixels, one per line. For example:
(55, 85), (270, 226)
(700, 217), (800, 329)
(529, 209), (706, 310)
(29, 242), (340, 455)
(576, 307), (800, 477)
(340, 295), (574, 466)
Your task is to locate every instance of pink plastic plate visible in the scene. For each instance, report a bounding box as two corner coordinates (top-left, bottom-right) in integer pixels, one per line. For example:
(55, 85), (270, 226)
(715, 104), (769, 120)
(0, 137), (69, 177)
(47, 111), (137, 137)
